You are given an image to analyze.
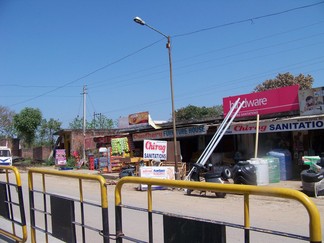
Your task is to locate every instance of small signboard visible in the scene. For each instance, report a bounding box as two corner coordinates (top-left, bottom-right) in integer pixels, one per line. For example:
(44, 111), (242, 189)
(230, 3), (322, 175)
(139, 166), (175, 190)
(143, 139), (167, 161)
(55, 149), (66, 166)
(299, 86), (324, 116)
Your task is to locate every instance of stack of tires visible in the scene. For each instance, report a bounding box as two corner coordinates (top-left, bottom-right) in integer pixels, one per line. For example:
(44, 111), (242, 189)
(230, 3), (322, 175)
(300, 168), (324, 197)
(232, 161), (257, 185)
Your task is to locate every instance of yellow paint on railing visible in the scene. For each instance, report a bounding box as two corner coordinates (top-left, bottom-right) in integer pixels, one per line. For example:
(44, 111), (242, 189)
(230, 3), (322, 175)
(28, 168), (110, 243)
(27, 168), (108, 208)
(0, 166), (28, 243)
(115, 177), (322, 243)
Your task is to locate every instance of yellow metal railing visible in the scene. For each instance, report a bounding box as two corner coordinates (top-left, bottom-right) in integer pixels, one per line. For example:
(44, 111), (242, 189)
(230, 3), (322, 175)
(115, 177), (322, 243)
(28, 168), (110, 243)
(0, 166), (27, 243)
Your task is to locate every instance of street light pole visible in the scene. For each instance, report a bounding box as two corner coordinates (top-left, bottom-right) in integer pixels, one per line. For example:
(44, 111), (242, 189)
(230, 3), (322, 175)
(134, 17), (179, 179)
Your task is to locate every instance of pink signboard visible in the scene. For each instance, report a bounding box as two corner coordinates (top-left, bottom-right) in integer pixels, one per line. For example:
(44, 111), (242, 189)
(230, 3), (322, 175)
(223, 85), (300, 118)
(55, 149), (66, 166)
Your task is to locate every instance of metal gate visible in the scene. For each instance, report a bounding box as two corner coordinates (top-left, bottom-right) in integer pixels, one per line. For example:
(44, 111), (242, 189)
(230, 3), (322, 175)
(28, 168), (110, 243)
(115, 177), (322, 243)
(0, 166), (27, 243)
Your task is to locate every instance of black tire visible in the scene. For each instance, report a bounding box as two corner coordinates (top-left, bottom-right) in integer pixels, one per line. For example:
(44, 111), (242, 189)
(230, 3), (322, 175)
(222, 168), (232, 179)
(301, 169), (324, 183)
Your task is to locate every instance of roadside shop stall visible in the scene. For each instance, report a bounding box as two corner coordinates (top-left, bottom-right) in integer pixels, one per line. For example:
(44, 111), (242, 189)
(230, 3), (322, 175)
(94, 135), (135, 173)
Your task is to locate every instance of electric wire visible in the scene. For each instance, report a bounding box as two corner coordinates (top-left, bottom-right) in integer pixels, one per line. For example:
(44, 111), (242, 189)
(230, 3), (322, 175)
(98, 57), (324, 117)
(173, 1), (324, 38)
(86, 21), (324, 92)
(4, 1), (324, 120)
(7, 39), (164, 107)
(7, 2), (323, 106)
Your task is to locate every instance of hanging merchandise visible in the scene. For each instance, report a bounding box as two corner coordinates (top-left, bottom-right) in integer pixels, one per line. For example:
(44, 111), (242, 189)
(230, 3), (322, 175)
(111, 137), (130, 157)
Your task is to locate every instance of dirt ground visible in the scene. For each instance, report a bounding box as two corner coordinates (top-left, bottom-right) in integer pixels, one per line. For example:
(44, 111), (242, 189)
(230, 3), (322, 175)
(5, 165), (324, 242)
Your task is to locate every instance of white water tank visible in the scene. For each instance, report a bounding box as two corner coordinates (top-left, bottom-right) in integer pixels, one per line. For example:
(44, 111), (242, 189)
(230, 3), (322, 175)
(249, 158), (269, 185)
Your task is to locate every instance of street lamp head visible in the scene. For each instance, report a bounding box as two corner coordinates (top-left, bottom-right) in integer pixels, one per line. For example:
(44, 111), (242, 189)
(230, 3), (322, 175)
(134, 16), (145, 26)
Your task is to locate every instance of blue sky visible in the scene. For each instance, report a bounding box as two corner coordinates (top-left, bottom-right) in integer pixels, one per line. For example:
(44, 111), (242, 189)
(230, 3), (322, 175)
(1, 1), (324, 128)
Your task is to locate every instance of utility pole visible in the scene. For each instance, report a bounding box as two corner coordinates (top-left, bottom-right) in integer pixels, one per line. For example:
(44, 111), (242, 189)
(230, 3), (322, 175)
(82, 85), (87, 161)
(134, 16), (179, 179)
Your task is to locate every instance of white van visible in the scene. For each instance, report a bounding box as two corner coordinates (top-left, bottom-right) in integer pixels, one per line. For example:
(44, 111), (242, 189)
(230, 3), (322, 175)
(0, 146), (12, 166)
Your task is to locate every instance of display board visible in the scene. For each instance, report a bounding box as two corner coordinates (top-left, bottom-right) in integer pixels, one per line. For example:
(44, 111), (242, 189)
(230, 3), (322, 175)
(139, 166), (174, 190)
(55, 149), (66, 166)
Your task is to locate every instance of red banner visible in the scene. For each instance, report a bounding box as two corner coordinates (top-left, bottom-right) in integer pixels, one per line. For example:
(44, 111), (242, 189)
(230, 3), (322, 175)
(223, 85), (299, 118)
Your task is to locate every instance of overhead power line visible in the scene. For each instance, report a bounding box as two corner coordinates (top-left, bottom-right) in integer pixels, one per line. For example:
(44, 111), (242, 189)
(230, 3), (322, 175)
(8, 39), (163, 108)
(173, 1), (324, 38)
(8, 1), (324, 108)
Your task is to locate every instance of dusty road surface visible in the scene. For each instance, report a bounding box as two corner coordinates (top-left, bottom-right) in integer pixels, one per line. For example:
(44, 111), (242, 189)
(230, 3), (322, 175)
(1, 168), (324, 243)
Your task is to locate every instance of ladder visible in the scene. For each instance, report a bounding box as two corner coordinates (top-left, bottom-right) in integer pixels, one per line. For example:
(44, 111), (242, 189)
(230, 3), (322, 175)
(186, 98), (244, 180)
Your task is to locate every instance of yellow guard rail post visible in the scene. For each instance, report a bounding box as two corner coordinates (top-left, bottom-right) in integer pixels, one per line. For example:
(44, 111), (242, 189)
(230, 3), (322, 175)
(115, 177), (322, 243)
(0, 166), (27, 243)
(28, 168), (110, 243)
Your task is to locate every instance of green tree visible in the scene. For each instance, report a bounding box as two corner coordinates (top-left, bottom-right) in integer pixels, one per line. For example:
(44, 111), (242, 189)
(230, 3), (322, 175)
(36, 118), (62, 147)
(69, 116), (83, 129)
(13, 107), (42, 148)
(0, 105), (16, 138)
(175, 105), (223, 122)
(254, 72), (313, 92)
(69, 114), (114, 129)
(88, 114), (114, 129)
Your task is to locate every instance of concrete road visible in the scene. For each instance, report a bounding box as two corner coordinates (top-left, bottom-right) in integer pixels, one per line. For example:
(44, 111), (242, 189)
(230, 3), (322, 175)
(1, 168), (324, 242)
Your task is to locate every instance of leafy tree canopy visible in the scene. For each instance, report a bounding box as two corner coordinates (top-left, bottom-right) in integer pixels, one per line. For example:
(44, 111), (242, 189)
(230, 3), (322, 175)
(13, 107), (42, 148)
(35, 118), (62, 147)
(69, 116), (83, 129)
(175, 105), (223, 122)
(0, 105), (16, 138)
(254, 72), (313, 92)
(69, 114), (114, 129)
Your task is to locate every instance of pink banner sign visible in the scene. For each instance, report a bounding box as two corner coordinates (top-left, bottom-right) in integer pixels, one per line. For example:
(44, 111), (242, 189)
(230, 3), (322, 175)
(223, 85), (300, 118)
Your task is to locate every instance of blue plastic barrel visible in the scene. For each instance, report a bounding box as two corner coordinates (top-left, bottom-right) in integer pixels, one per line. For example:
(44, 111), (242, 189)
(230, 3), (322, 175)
(267, 149), (292, 180)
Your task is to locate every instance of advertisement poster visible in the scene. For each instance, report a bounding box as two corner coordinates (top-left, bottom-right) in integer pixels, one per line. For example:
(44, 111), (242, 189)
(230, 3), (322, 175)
(55, 149), (66, 166)
(139, 166), (175, 190)
(143, 139), (167, 161)
(223, 85), (299, 118)
(128, 111), (149, 125)
(118, 112), (161, 129)
(299, 87), (324, 116)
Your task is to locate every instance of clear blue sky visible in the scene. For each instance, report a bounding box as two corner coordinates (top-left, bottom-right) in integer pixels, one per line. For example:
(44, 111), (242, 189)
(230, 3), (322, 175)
(1, 1), (324, 128)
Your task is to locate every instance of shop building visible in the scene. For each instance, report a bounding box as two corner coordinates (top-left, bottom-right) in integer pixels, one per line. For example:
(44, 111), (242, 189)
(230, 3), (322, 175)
(54, 86), (324, 179)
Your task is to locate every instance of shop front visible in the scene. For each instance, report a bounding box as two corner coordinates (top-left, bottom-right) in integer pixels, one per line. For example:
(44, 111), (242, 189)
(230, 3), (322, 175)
(225, 114), (324, 178)
(132, 124), (209, 163)
(222, 85), (324, 179)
